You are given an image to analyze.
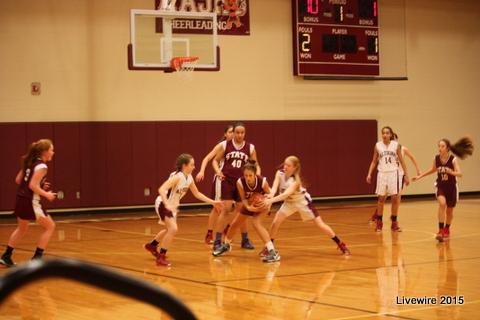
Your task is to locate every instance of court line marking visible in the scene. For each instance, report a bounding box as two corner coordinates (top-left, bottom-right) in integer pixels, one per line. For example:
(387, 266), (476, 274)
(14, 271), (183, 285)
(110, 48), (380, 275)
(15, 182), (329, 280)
(329, 299), (480, 320)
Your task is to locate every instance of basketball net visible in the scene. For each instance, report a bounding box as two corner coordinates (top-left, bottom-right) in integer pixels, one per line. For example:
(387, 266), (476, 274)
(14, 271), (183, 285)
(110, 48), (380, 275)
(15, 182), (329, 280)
(170, 56), (198, 80)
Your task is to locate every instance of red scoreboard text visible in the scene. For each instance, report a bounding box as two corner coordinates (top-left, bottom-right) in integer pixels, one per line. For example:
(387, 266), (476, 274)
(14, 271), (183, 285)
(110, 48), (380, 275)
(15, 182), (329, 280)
(293, 0), (379, 77)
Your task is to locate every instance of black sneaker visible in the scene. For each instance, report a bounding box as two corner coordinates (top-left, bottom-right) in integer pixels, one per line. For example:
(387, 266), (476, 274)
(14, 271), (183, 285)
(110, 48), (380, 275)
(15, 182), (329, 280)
(212, 243), (231, 257)
(241, 238), (255, 250)
(0, 255), (16, 268)
(262, 250), (280, 263)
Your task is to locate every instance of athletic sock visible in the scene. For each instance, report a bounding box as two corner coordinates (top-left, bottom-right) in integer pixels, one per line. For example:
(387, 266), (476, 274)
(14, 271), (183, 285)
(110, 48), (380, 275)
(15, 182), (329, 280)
(271, 239), (274, 243)
(215, 232), (223, 242)
(439, 222), (445, 229)
(3, 245), (14, 257)
(33, 247), (44, 259)
(150, 239), (159, 247)
(207, 229), (213, 234)
(391, 215), (398, 222)
(377, 215), (383, 221)
(331, 236), (341, 244)
(445, 224), (450, 229)
(241, 232), (248, 241)
(160, 248), (167, 255)
(266, 241), (275, 251)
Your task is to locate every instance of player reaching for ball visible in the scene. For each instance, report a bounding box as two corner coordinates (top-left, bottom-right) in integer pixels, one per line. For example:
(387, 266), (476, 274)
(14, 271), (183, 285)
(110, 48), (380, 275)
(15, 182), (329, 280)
(212, 160), (280, 263)
(261, 156), (351, 256)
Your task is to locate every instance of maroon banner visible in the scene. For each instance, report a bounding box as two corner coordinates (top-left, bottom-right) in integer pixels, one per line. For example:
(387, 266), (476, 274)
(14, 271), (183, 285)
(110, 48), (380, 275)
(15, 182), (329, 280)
(154, 0), (250, 35)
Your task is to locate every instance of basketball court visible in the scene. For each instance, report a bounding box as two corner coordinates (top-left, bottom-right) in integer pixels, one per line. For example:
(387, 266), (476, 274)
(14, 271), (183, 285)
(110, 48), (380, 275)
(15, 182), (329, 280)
(0, 1), (479, 319)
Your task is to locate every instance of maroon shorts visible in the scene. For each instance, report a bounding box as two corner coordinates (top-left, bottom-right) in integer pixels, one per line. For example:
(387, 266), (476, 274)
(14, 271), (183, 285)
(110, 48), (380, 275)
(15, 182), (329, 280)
(14, 196), (48, 221)
(436, 184), (458, 208)
(155, 201), (174, 222)
(220, 177), (240, 202)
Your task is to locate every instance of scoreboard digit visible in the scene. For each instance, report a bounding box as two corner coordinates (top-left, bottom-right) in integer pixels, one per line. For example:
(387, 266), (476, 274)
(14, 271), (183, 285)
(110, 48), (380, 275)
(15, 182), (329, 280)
(293, 0), (379, 77)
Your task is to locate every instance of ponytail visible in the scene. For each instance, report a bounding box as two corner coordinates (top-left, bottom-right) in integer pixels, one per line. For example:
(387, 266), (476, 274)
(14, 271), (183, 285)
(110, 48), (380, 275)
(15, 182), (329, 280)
(175, 153), (193, 172)
(21, 139), (53, 172)
(243, 159), (257, 173)
(442, 137), (474, 160)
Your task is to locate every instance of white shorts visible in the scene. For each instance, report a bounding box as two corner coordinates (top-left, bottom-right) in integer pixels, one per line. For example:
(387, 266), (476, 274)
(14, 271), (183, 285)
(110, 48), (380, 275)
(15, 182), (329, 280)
(154, 196), (177, 225)
(279, 197), (319, 222)
(376, 171), (401, 196)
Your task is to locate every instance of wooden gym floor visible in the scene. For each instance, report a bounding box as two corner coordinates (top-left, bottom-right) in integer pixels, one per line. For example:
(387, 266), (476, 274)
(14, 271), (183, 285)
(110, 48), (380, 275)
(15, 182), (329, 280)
(0, 198), (479, 320)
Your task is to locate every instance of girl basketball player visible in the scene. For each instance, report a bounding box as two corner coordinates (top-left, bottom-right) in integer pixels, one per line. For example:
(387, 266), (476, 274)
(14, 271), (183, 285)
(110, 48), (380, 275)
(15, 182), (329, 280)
(212, 160), (280, 263)
(366, 127), (410, 232)
(0, 139), (57, 268)
(211, 122), (259, 252)
(369, 133), (422, 224)
(413, 137), (473, 241)
(143, 154), (222, 266)
(195, 124), (235, 244)
(263, 156), (351, 256)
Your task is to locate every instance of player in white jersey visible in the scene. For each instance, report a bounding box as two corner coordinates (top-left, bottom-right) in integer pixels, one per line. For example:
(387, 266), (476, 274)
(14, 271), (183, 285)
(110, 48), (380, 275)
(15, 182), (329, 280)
(366, 127), (410, 232)
(262, 156), (350, 256)
(369, 133), (421, 224)
(195, 124), (235, 244)
(143, 154), (222, 267)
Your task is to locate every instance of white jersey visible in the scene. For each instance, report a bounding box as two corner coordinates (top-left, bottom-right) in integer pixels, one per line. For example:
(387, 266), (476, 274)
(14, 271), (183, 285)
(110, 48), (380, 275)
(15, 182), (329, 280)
(277, 170), (311, 203)
(160, 171), (193, 209)
(376, 141), (399, 173)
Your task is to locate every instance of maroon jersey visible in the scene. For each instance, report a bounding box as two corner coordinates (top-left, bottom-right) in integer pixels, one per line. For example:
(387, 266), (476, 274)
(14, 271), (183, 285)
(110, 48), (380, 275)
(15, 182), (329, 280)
(221, 140), (254, 179)
(238, 175), (266, 201)
(435, 155), (456, 186)
(17, 159), (48, 199)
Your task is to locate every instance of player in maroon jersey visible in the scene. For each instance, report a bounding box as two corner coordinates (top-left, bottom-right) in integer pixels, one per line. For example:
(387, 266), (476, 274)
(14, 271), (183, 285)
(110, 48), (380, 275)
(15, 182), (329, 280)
(413, 137), (473, 242)
(211, 121), (260, 251)
(0, 139), (57, 268)
(213, 160), (280, 262)
(196, 124), (235, 244)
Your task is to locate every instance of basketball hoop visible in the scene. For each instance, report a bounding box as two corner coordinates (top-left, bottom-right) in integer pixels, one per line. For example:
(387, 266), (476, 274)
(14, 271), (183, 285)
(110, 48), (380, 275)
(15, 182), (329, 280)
(171, 56), (198, 72)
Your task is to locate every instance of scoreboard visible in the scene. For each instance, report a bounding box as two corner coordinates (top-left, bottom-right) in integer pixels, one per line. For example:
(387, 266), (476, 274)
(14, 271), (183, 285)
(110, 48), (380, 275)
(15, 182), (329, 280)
(292, 0), (379, 77)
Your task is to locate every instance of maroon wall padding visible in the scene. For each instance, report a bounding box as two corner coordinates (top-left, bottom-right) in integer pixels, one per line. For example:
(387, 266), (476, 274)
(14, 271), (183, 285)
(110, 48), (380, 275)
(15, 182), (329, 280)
(0, 120), (377, 211)
(79, 123), (107, 207)
(131, 122), (158, 205)
(53, 123), (81, 209)
(0, 123), (26, 210)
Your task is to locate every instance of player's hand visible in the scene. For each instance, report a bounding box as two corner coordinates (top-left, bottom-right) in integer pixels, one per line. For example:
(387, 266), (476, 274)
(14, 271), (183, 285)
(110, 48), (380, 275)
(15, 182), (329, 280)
(412, 175), (419, 182)
(366, 175), (372, 184)
(404, 176), (410, 186)
(195, 172), (205, 182)
(445, 168), (454, 175)
(247, 205), (262, 212)
(416, 170), (422, 176)
(265, 192), (274, 199)
(42, 181), (52, 191)
(216, 172), (225, 180)
(45, 191), (57, 202)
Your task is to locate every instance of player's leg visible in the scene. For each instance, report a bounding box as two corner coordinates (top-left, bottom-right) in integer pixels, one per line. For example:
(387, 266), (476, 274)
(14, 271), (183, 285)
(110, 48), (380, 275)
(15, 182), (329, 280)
(213, 212), (248, 257)
(156, 217), (178, 266)
(0, 218), (30, 267)
(375, 172), (388, 232)
(436, 194), (448, 242)
(34, 214), (56, 260)
(389, 172), (402, 232)
(205, 206), (220, 244)
(213, 200), (235, 250)
(312, 215), (350, 255)
(252, 211), (280, 262)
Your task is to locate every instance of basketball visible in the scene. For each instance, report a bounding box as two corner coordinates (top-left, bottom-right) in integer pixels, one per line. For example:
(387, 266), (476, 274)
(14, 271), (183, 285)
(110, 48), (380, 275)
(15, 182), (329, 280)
(249, 193), (265, 207)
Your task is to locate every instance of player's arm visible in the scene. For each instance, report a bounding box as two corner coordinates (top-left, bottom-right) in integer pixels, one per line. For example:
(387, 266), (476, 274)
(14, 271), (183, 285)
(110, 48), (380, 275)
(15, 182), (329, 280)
(413, 159), (437, 181)
(29, 168), (56, 202)
(250, 149), (261, 175)
(158, 175), (180, 211)
(264, 181), (299, 205)
(366, 146), (379, 184)
(212, 147), (226, 179)
(404, 147), (422, 176)
(268, 171), (281, 197)
(397, 144), (410, 185)
(196, 142), (223, 182)
(15, 170), (23, 185)
(447, 158), (463, 177)
(189, 181), (223, 210)
(236, 180), (260, 212)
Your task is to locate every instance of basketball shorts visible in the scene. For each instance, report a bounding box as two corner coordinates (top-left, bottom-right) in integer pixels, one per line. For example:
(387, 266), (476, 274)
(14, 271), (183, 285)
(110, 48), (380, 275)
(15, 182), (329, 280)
(219, 177), (241, 202)
(435, 184), (458, 208)
(14, 195), (48, 221)
(154, 196), (176, 224)
(376, 171), (401, 196)
(279, 197), (319, 222)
